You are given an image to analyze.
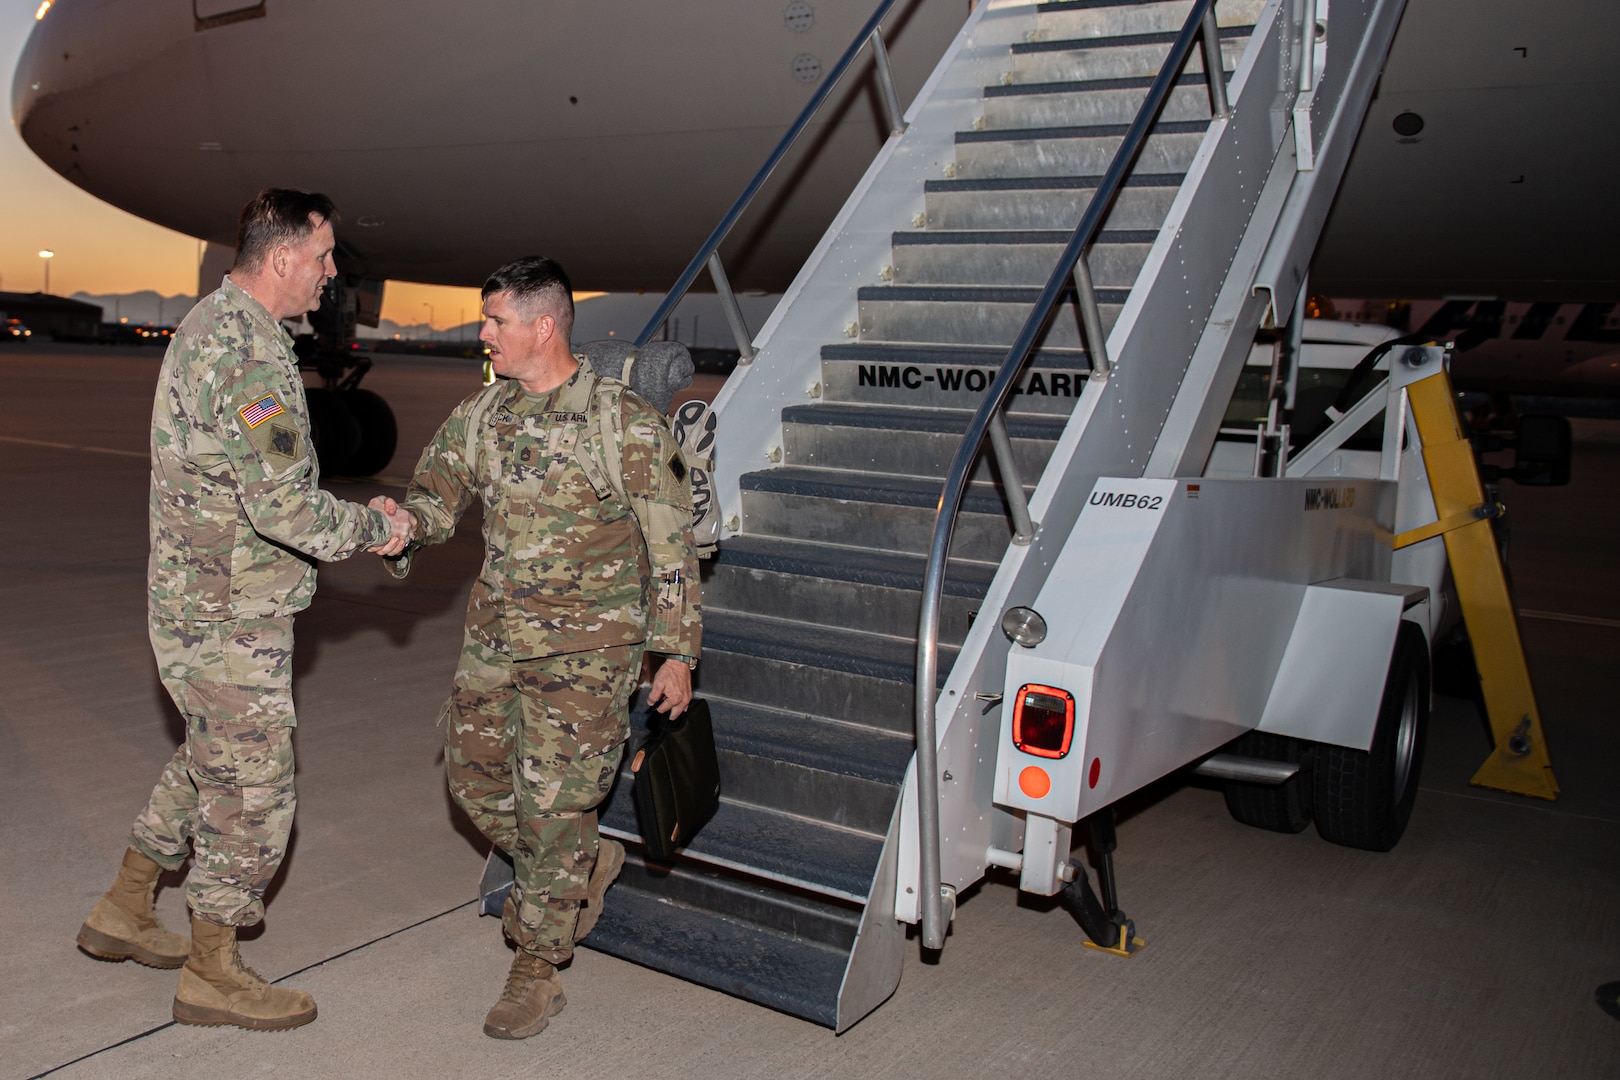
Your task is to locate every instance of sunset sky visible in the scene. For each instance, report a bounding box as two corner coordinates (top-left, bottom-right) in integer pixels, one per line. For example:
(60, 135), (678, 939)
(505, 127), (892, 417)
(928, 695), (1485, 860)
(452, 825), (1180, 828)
(1, 0), (480, 328)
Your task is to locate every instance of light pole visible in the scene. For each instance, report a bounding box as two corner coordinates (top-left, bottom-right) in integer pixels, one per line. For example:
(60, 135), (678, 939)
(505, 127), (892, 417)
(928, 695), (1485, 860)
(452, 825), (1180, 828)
(423, 302), (435, 341)
(38, 250), (54, 294)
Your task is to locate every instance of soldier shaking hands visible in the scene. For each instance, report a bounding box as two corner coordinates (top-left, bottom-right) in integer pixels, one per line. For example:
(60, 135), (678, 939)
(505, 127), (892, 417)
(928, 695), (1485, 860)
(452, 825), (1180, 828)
(76, 188), (413, 1033)
(378, 256), (701, 1040)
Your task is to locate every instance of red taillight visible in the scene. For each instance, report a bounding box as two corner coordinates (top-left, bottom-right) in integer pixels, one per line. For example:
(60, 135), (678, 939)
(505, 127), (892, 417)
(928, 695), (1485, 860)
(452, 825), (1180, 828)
(1012, 684), (1074, 759)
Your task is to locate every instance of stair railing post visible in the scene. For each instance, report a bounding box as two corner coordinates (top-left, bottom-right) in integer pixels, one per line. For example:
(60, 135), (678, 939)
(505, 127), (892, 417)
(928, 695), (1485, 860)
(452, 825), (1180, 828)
(707, 251), (757, 362)
(870, 27), (908, 136)
(986, 411), (1035, 544)
(1200, 6), (1231, 119)
(1300, 0), (1319, 93)
(1071, 253), (1113, 379)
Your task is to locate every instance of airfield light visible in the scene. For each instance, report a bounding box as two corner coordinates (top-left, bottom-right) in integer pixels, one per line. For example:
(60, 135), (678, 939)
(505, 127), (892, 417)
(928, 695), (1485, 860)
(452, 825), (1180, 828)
(38, 250), (54, 294)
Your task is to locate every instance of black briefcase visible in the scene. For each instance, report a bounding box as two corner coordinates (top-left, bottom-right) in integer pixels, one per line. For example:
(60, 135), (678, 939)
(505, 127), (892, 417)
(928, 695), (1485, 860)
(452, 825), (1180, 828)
(631, 698), (721, 862)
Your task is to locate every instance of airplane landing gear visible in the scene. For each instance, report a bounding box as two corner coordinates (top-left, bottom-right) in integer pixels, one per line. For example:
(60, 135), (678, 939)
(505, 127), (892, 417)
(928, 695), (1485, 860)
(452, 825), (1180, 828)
(298, 277), (398, 477)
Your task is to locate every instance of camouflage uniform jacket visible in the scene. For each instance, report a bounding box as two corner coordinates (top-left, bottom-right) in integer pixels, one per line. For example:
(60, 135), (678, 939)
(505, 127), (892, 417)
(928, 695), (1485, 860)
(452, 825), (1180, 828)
(148, 276), (392, 620)
(392, 362), (701, 663)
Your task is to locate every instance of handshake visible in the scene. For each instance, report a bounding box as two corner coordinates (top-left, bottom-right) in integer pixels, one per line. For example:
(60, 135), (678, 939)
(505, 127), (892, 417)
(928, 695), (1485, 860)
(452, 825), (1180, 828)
(366, 495), (416, 556)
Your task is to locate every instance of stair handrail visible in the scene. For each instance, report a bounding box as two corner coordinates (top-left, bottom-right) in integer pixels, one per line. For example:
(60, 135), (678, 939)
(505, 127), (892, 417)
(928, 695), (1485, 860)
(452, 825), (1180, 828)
(912, 0), (1231, 952)
(632, 0), (908, 355)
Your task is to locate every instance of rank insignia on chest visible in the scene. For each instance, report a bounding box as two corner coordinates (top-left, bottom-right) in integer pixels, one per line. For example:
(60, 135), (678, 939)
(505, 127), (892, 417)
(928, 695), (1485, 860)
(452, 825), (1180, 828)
(268, 424), (299, 459)
(239, 393), (285, 429)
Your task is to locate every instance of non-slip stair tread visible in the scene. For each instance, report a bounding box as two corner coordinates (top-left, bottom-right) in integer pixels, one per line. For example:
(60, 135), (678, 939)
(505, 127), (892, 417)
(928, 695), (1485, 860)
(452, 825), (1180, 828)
(712, 533), (997, 598)
(924, 172), (1184, 192)
(600, 788), (885, 901)
(956, 118), (1209, 143)
(984, 71), (1228, 97)
(780, 402), (1067, 440)
(1011, 23), (1253, 54)
(890, 228), (1158, 245)
(702, 607), (959, 685)
(629, 691), (915, 786)
(821, 340), (1093, 369)
(738, 464), (1014, 517)
(858, 284), (1130, 304)
(585, 885), (846, 1027)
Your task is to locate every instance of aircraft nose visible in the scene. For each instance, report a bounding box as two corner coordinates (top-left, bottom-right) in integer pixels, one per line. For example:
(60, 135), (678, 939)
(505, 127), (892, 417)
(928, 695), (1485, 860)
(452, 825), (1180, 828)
(11, 0), (230, 238)
(12, 0), (158, 135)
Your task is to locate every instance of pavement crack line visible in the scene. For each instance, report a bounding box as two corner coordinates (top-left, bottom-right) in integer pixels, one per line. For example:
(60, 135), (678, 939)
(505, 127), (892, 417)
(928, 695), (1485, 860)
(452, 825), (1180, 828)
(28, 899), (477, 1079)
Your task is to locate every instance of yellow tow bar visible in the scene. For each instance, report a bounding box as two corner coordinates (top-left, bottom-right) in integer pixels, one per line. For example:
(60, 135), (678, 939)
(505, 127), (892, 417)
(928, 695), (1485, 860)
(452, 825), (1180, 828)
(1393, 369), (1559, 800)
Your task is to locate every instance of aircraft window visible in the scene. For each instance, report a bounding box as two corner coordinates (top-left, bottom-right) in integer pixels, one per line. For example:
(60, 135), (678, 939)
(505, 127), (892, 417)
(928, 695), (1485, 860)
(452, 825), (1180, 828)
(194, 1), (265, 31)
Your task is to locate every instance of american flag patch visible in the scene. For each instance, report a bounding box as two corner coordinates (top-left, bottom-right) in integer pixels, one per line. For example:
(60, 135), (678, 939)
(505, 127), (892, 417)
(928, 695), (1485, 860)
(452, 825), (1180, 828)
(239, 394), (285, 429)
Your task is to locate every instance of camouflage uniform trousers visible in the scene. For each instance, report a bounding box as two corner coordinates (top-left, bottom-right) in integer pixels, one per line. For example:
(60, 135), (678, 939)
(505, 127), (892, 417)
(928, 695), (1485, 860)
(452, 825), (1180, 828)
(445, 632), (641, 960)
(129, 613), (297, 927)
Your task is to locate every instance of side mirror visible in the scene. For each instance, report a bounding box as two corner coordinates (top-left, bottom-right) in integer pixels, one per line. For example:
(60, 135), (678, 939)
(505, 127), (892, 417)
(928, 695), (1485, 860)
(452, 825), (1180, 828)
(1509, 414), (1572, 486)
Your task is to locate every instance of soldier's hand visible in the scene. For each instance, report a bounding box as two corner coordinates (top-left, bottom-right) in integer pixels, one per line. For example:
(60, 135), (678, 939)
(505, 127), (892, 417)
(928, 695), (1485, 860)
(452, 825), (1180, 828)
(646, 658), (694, 719)
(367, 495), (414, 556)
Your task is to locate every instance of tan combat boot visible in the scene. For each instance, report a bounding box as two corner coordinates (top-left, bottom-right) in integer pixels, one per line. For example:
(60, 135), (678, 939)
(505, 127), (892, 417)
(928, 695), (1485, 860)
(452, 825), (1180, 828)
(171, 915), (317, 1030)
(76, 848), (189, 968)
(483, 950), (566, 1039)
(573, 837), (625, 941)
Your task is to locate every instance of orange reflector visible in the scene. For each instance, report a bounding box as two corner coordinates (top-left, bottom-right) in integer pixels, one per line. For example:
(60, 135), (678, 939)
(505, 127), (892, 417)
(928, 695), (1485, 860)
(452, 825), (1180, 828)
(1012, 683), (1075, 759)
(1018, 765), (1051, 799)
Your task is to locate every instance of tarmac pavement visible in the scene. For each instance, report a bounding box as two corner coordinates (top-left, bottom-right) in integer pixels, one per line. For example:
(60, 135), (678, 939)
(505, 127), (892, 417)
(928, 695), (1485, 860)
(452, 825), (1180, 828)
(2, 344), (1616, 1079)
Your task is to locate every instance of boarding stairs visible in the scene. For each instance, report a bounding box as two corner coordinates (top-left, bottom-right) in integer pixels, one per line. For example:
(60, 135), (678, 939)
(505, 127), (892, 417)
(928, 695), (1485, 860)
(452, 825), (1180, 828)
(574, 0), (1406, 1031)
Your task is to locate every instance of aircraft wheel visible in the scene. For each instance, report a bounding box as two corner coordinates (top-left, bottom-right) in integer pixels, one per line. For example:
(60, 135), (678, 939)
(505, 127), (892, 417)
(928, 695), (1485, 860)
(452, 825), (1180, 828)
(343, 388), (398, 478)
(1313, 622), (1430, 852)
(306, 387), (359, 476)
(1221, 731), (1314, 834)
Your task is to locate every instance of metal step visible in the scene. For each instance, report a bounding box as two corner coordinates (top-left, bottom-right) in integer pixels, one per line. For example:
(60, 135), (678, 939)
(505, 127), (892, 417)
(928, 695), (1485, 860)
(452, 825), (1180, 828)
(739, 465), (1019, 563)
(585, 862), (855, 1027)
(1033, 0), (1268, 40)
(891, 228), (1154, 288)
(1008, 25), (1250, 83)
(954, 119), (1209, 178)
(707, 533), (995, 646)
(857, 283), (1127, 349)
(699, 602), (961, 730)
(821, 341), (1092, 415)
(981, 73), (1225, 129)
(924, 173), (1182, 231)
(621, 690), (910, 835)
(601, 781), (885, 903)
(781, 400), (1062, 481)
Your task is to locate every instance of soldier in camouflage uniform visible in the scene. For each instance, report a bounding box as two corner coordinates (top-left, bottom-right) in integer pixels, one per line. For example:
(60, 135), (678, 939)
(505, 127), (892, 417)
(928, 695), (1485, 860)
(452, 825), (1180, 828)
(386, 256), (700, 1040)
(75, 189), (413, 1032)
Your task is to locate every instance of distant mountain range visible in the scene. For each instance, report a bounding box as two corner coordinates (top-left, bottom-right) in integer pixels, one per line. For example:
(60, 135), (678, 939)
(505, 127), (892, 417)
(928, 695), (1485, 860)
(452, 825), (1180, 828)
(71, 290), (197, 326)
(66, 288), (781, 349)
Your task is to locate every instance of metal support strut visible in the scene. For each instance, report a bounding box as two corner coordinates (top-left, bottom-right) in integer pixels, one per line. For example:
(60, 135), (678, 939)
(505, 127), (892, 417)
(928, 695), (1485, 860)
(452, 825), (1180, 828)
(1058, 808), (1144, 957)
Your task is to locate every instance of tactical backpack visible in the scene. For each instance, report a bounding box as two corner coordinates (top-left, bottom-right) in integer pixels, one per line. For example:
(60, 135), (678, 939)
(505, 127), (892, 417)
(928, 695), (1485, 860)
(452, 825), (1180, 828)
(461, 343), (719, 556)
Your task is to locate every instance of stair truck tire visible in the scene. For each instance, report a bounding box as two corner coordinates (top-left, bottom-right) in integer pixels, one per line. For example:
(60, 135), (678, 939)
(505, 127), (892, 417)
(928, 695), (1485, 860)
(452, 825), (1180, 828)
(342, 388), (398, 478)
(1313, 622), (1430, 852)
(1221, 731), (1314, 834)
(305, 387), (360, 476)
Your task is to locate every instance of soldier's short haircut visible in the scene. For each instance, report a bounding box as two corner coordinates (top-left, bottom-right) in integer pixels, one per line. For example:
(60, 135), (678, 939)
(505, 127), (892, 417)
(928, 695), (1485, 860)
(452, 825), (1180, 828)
(234, 188), (339, 270)
(483, 256), (574, 338)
